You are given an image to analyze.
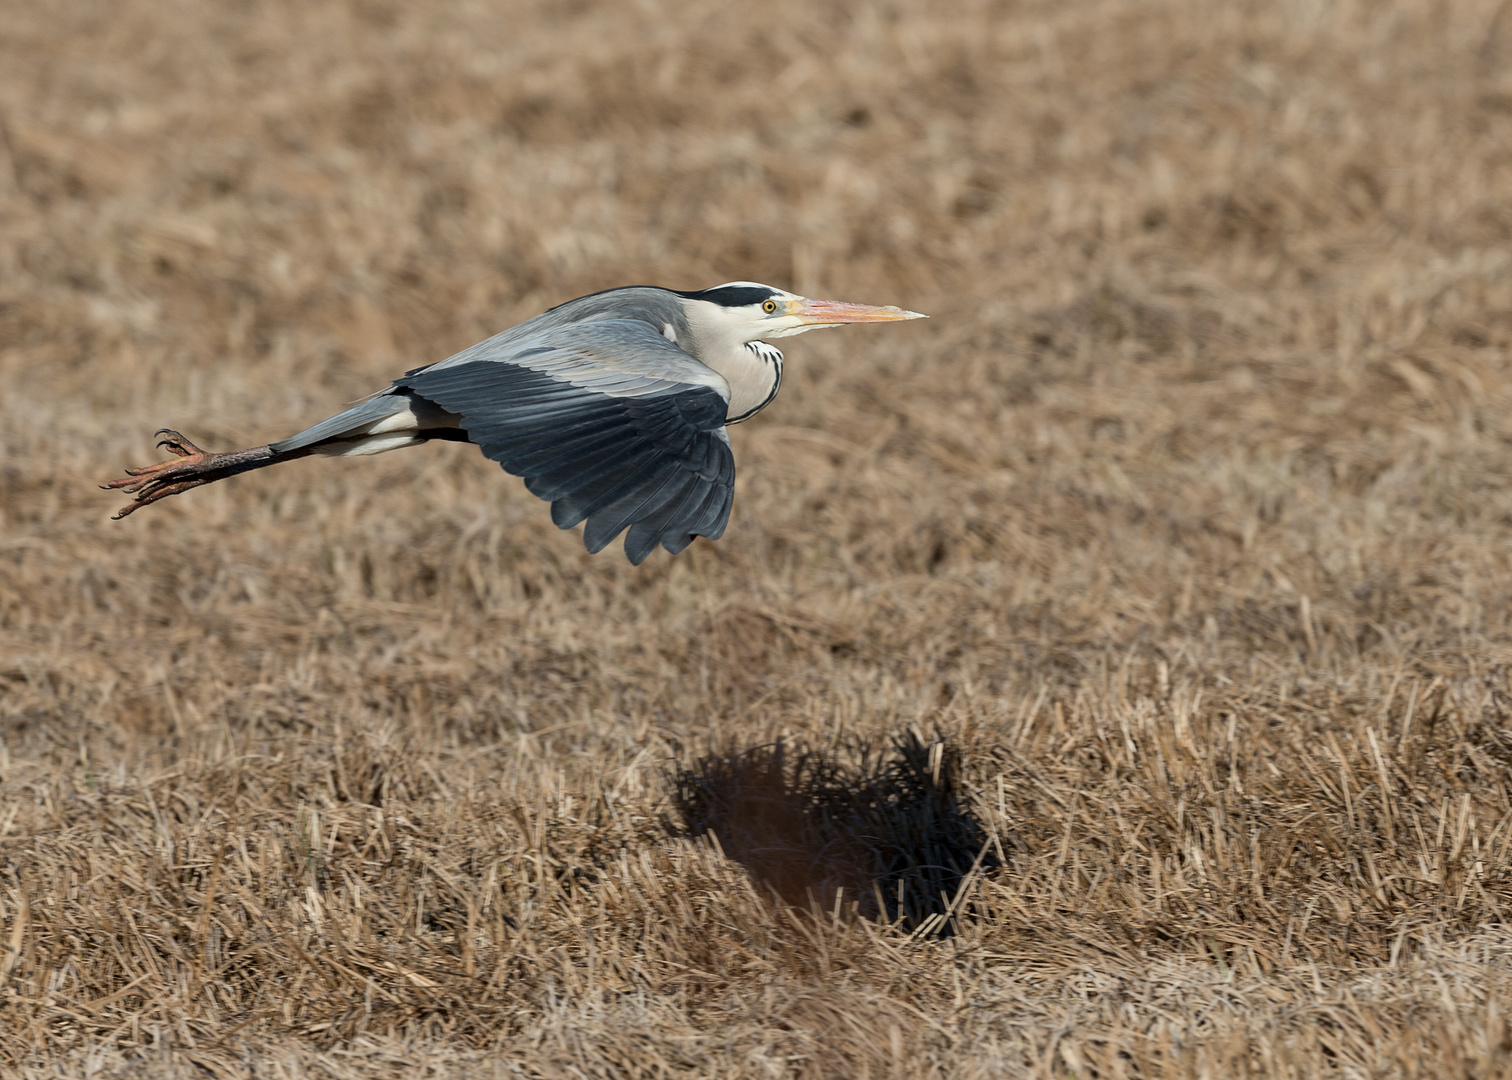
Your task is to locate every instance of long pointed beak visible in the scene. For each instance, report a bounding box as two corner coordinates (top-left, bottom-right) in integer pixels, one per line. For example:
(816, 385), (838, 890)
(792, 298), (928, 325)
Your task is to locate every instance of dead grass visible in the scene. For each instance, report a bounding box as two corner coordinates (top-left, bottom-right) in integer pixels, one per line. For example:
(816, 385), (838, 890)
(5, 0), (1512, 1074)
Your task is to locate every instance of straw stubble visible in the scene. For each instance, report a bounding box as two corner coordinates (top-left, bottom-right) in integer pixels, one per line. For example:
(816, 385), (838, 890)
(4, 0), (1512, 1075)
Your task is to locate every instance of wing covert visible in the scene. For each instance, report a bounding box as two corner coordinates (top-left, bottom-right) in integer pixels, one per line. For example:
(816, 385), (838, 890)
(396, 320), (736, 564)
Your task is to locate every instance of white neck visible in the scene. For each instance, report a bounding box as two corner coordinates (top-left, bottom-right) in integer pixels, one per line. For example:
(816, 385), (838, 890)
(681, 302), (785, 423)
(724, 341), (784, 423)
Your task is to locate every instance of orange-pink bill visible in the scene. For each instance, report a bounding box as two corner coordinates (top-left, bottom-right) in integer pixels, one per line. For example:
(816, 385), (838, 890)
(791, 298), (928, 324)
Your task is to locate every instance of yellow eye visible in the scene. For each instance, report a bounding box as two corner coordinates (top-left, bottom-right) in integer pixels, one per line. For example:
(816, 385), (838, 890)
(762, 300), (778, 313)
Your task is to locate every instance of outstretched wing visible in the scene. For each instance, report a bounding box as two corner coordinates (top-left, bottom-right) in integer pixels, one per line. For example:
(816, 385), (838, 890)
(397, 319), (736, 564)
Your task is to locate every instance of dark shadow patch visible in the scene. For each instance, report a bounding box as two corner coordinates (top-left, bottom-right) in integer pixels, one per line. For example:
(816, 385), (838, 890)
(672, 734), (998, 935)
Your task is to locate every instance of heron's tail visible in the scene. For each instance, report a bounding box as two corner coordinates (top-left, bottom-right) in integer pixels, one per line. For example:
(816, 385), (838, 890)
(270, 390), (463, 457)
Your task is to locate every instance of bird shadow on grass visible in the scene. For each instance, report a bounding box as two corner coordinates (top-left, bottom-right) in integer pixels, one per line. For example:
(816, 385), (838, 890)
(671, 733), (1000, 936)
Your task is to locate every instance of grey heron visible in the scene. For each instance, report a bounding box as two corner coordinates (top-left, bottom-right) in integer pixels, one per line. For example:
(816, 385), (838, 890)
(104, 282), (925, 563)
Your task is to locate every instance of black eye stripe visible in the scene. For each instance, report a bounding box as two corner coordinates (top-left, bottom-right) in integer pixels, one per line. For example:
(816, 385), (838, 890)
(675, 286), (779, 308)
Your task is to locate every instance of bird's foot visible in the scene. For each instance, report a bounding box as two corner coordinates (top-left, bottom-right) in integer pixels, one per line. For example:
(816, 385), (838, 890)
(102, 429), (273, 519)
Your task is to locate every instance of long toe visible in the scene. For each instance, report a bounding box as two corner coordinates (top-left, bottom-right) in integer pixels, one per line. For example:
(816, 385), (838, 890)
(103, 455), (202, 489)
(101, 430), (211, 495)
(102, 432), (211, 493)
(110, 477), (211, 519)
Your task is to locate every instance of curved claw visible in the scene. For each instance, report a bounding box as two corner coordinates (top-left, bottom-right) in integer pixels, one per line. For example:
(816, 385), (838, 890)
(154, 430), (204, 458)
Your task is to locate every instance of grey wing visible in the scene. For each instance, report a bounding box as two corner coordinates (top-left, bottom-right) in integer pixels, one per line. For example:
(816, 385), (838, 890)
(396, 320), (737, 564)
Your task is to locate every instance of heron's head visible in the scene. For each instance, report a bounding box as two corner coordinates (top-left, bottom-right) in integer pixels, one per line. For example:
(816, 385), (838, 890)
(675, 282), (926, 344)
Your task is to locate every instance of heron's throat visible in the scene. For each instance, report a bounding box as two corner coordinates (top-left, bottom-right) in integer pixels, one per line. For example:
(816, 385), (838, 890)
(709, 340), (784, 424)
(676, 296), (785, 424)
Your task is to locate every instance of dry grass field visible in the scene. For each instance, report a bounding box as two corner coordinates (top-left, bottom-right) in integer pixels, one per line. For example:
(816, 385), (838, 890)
(7, 0), (1512, 1074)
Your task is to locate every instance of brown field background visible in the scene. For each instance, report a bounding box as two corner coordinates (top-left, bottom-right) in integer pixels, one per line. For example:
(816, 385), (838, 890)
(5, 0), (1512, 1075)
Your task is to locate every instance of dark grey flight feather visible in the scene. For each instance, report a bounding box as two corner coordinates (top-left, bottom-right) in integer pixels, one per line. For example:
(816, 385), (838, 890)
(396, 319), (736, 565)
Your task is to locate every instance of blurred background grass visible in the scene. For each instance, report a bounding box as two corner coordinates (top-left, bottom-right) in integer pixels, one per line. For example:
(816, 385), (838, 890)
(6, 0), (1512, 1075)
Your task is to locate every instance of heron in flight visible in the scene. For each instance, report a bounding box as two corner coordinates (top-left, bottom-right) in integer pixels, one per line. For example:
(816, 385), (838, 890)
(104, 282), (925, 563)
